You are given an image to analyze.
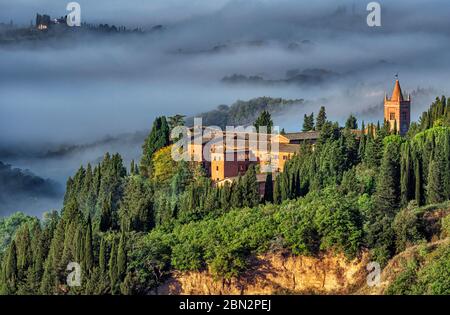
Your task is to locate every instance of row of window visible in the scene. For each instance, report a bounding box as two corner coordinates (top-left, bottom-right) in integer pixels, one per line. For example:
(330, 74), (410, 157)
(389, 112), (408, 121)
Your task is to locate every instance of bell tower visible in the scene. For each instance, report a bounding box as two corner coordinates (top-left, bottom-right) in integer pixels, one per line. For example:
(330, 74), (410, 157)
(384, 79), (411, 135)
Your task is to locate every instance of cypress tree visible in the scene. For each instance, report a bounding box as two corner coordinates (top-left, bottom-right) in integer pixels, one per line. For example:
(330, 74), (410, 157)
(84, 216), (94, 274)
(4, 240), (18, 294)
(99, 238), (107, 274)
(140, 116), (170, 177)
(99, 193), (112, 232)
(426, 155), (446, 204)
(358, 134), (366, 161)
(243, 165), (260, 207)
(302, 113), (314, 131)
(254, 110), (273, 134)
(400, 142), (414, 206)
(109, 239), (118, 293)
(373, 139), (401, 216)
(230, 177), (243, 208)
(345, 114), (357, 129)
(263, 173), (274, 203)
(316, 106), (327, 131)
(414, 158), (423, 206)
(117, 233), (127, 281)
(30, 221), (44, 282)
(130, 160), (136, 175)
(220, 182), (232, 210)
(273, 176), (281, 204)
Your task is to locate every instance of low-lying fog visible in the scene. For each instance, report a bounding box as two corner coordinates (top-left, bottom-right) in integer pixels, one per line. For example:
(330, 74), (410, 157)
(1, 0), (450, 216)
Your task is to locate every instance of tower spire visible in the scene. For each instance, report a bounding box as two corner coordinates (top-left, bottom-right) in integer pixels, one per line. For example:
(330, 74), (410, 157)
(391, 79), (404, 101)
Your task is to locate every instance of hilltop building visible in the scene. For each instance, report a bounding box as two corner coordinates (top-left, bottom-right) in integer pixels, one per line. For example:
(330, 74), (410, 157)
(187, 129), (318, 188)
(186, 78), (408, 195)
(384, 79), (411, 135)
(36, 13), (67, 30)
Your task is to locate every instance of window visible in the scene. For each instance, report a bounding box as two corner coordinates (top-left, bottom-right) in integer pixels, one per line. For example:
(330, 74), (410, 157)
(390, 112), (395, 120)
(401, 112), (407, 121)
(216, 166), (219, 171)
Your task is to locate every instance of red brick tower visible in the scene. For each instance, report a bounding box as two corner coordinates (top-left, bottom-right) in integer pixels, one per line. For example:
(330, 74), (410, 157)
(384, 79), (411, 135)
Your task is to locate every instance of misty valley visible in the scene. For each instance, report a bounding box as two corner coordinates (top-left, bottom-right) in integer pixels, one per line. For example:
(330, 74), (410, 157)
(0, 0), (450, 302)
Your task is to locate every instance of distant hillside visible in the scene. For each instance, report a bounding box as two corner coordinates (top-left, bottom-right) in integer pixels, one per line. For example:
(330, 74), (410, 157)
(222, 68), (340, 87)
(0, 161), (62, 215)
(186, 96), (305, 128)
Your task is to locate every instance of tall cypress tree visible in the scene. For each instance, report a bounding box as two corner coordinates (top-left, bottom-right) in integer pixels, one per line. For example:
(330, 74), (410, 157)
(84, 216), (94, 274)
(99, 238), (107, 274)
(230, 176), (243, 208)
(273, 176), (281, 204)
(4, 240), (18, 294)
(400, 142), (414, 206)
(263, 173), (274, 203)
(243, 165), (260, 207)
(414, 157), (423, 206)
(426, 153), (446, 204)
(109, 239), (118, 293)
(316, 106), (327, 131)
(140, 116), (170, 177)
(117, 233), (127, 281)
(373, 138), (402, 216)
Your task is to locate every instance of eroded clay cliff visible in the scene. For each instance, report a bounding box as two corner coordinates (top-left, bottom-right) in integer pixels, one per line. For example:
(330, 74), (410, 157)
(157, 251), (370, 295)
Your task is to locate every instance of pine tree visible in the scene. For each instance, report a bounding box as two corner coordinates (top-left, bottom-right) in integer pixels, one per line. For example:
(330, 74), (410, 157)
(254, 110), (273, 134)
(302, 113), (315, 131)
(316, 106), (327, 131)
(167, 114), (186, 131)
(345, 114), (358, 130)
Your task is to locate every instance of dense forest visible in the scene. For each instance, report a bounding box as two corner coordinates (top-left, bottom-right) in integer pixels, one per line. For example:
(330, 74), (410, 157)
(0, 96), (449, 295)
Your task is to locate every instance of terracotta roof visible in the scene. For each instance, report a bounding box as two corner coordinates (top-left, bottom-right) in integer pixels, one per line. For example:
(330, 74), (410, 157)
(279, 143), (300, 153)
(390, 80), (404, 101)
(284, 131), (320, 141)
